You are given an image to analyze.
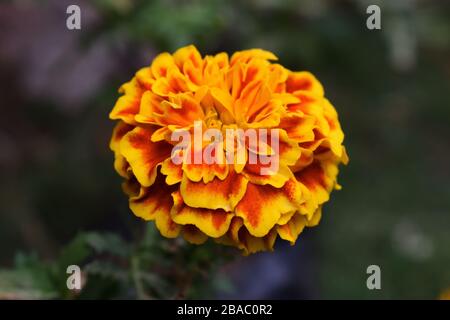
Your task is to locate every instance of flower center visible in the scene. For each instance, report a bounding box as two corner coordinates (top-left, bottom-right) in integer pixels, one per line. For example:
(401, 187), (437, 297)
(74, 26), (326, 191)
(204, 109), (222, 130)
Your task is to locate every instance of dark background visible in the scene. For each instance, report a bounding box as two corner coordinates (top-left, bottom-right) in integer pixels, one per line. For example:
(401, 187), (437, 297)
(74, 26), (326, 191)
(0, 0), (449, 299)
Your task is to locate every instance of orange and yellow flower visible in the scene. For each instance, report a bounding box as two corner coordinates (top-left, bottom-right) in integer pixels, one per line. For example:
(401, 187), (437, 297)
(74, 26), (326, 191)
(109, 45), (348, 254)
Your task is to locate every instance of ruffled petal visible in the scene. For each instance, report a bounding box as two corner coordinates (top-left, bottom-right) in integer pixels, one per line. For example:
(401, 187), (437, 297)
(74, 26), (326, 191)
(286, 71), (324, 97)
(173, 45), (203, 70)
(151, 52), (176, 78)
(109, 78), (144, 124)
(306, 206), (322, 227)
(180, 171), (248, 211)
(277, 214), (307, 244)
(182, 141), (229, 183)
(279, 113), (315, 143)
(215, 217), (277, 255)
(137, 92), (204, 128)
(295, 161), (336, 215)
(241, 129), (301, 187)
(239, 228), (278, 255)
(120, 126), (172, 187)
(129, 177), (181, 238)
(161, 157), (183, 185)
(171, 191), (234, 238)
(110, 121), (133, 178)
(231, 49), (278, 65)
(182, 225), (208, 244)
(235, 181), (302, 237)
(135, 67), (154, 90)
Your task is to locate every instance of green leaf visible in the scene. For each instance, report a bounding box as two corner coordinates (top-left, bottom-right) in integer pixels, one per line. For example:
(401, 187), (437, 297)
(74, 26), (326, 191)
(0, 269), (58, 299)
(83, 232), (130, 257)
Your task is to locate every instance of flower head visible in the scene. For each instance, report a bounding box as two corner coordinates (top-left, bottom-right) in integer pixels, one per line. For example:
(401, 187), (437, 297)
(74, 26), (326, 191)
(109, 45), (348, 254)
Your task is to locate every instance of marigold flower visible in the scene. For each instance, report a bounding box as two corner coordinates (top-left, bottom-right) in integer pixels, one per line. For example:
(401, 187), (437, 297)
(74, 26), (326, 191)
(109, 45), (348, 254)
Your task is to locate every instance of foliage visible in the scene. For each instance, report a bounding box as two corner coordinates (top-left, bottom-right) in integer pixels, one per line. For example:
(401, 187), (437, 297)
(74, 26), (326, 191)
(0, 227), (236, 299)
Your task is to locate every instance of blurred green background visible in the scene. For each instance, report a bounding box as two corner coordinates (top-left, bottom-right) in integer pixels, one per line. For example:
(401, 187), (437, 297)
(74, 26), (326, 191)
(0, 0), (449, 299)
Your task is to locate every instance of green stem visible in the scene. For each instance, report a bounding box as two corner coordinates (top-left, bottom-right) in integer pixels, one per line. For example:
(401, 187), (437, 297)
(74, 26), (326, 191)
(131, 255), (147, 299)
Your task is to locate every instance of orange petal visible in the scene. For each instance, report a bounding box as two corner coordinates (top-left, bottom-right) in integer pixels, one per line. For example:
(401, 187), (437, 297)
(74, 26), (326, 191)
(171, 191), (234, 238)
(226, 63), (245, 100)
(245, 99), (282, 128)
(235, 182), (301, 237)
(135, 67), (155, 90)
(151, 77), (172, 97)
(242, 58), (270, 86)
(182, 142), (229, 183)
(306, 206), (322, 227)
(214, 217), (278, 255)
(110, 121), (133, 178)
(241, 129), (300, 187)
(267, 64), (289, 91)
(242, 162), (293, 188)
(279, 113), (315, 143)
(120, 126), (172, 187)
(231, 49), (278, 65)
(109, 78), (143, 125)
(183, 58), (203, 87)
(295, 162), (332, 209)
(173, 45), (203, 70)
(203, 53), (229, 88)
(135, 90), (164, 125)
(149, 126), (172, 142)
(129, 179), (169, 220)
(161, 157), (183, 185)
(235, 80), (271, 124)
(244, 128), (301, 166)
(151, 66), (191, 96)
(129, 178), (181, 238)
(318, 99), (345, 158)
(182, 225), (208, 244)
(166, 93), (205, 125)
(277, 214), (307, 244)
(210, 87), (235, 120)
(289, 147), (314, 173)
(277, 129), (302, 166)
(286, 71), (324, 97)
(121, 177), (142, 198)
(151, 52), (176, 78)
(288, 89), (322, 111)
(140, 93), (204, 128)
(277, 210), (296, 225)
(239, 228), (278, 255)
(213, 216), (244, 248)
(180, 171), (248, 211)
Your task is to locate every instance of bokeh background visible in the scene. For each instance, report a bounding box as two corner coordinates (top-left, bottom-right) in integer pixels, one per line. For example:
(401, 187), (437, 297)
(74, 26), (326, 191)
(0, 0), (449, 299)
